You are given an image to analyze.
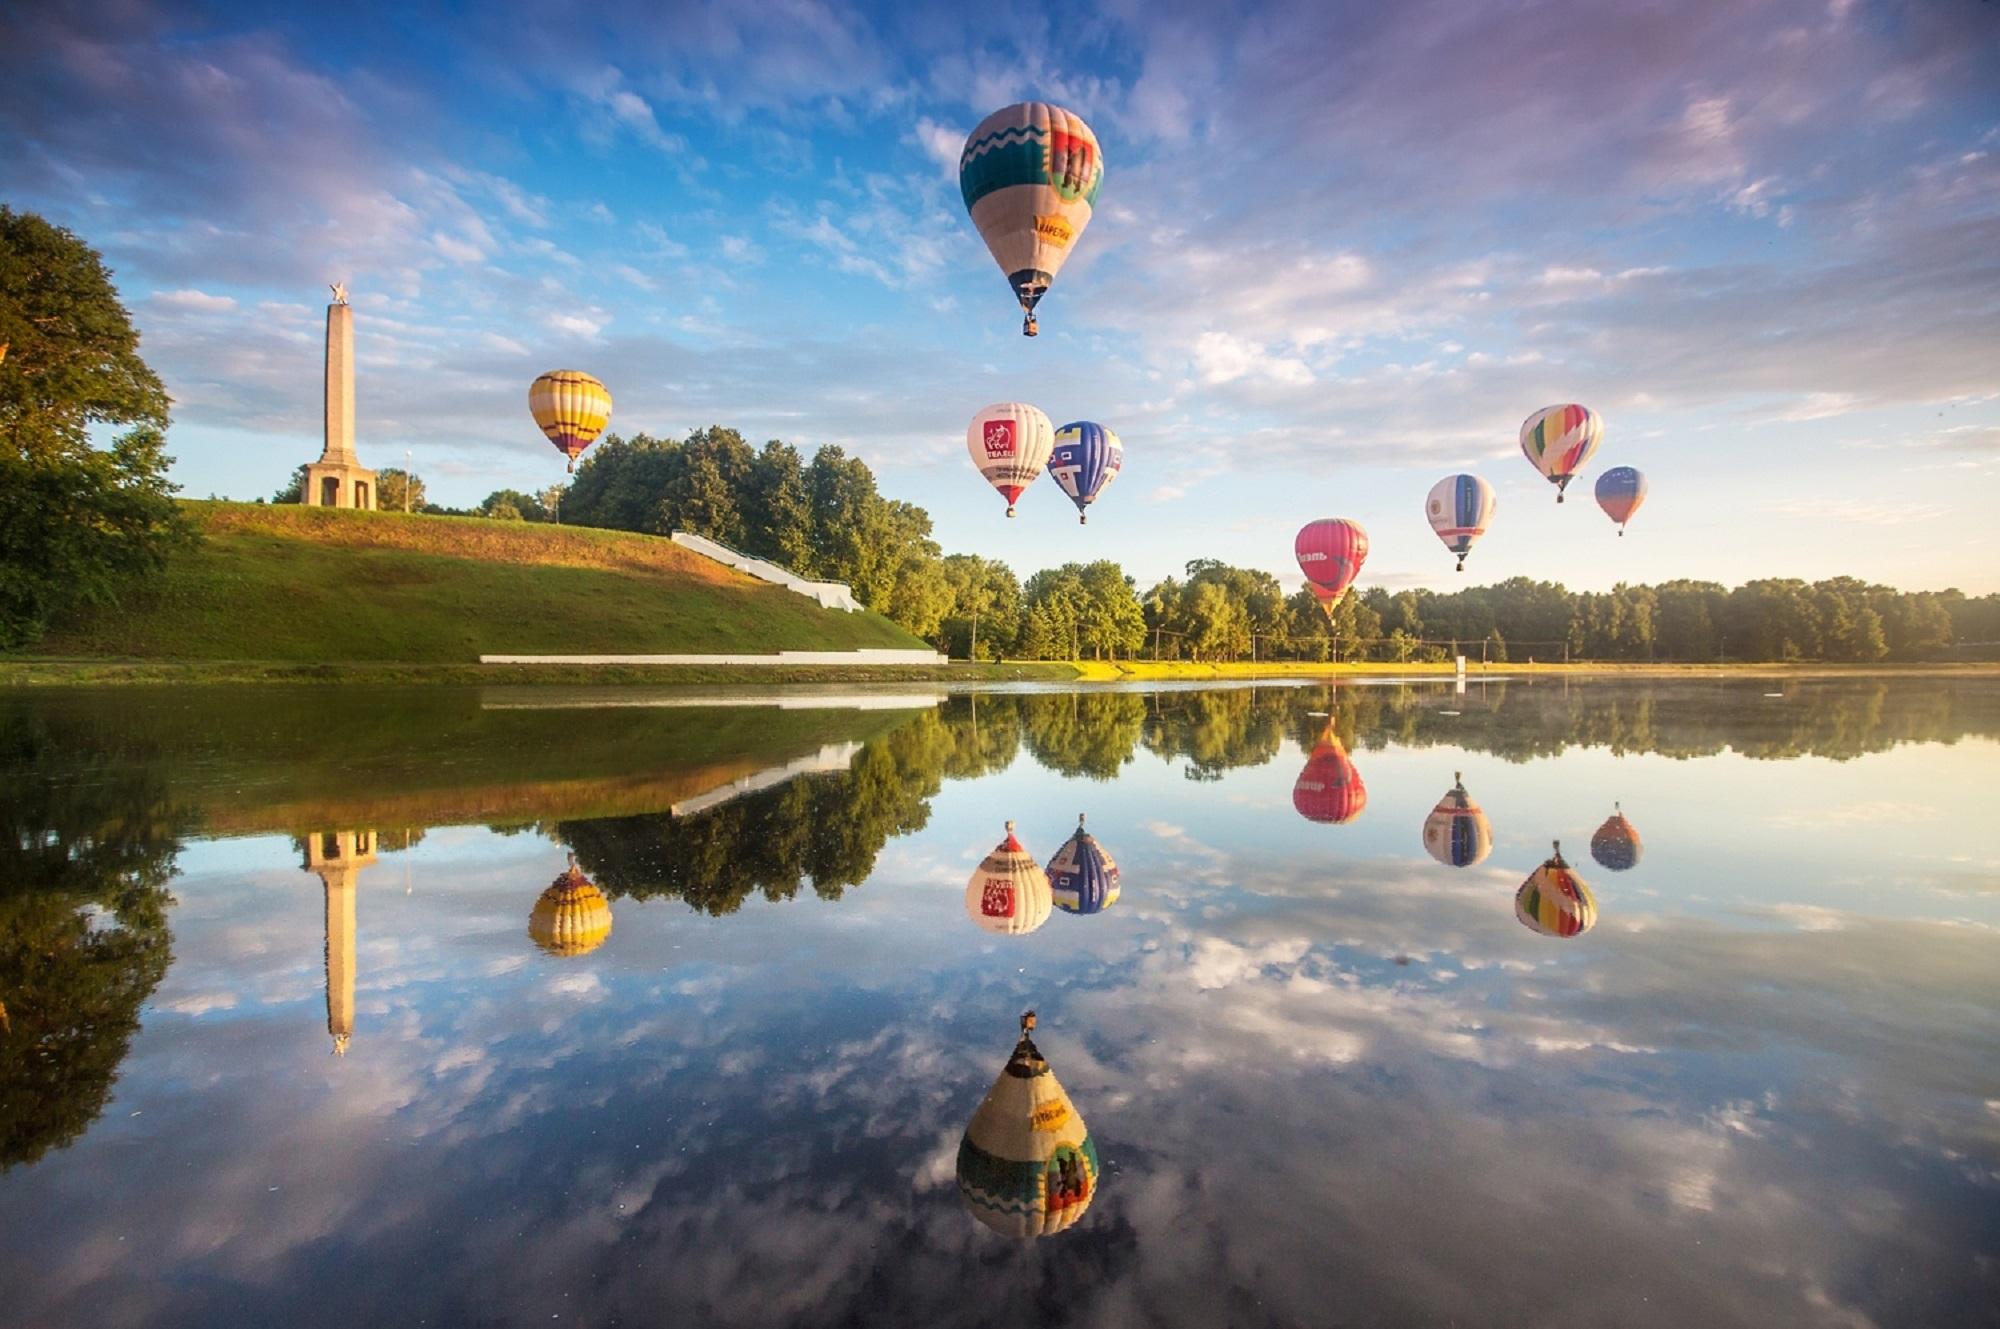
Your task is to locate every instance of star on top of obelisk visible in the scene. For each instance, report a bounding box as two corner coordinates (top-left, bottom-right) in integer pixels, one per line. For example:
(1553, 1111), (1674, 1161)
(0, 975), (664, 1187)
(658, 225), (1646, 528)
(329, 281), (349, 306)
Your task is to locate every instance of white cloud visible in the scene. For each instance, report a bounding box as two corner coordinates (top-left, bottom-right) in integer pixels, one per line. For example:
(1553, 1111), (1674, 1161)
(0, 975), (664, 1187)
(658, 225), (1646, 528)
(153, 288), (237, 312)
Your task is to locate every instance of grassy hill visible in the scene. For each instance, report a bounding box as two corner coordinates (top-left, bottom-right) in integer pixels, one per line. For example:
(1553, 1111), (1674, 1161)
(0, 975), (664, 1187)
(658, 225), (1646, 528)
(23, 502), (928, 664)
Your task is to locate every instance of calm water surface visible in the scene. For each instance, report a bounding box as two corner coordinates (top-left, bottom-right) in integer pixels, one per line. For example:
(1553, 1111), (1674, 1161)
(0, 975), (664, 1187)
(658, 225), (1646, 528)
(2, 678), (1997, 1328)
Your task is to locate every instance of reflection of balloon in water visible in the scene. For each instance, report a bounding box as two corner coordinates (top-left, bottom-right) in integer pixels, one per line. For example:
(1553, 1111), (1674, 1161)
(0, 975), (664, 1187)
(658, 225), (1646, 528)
(967, 402), (1056, 518)
(1295, 519), (1369, 617)
(528, 858), (613, 956)
(1590, 803), (1643, 871)
(1048, 421), (1123, 524)
(1047, 815), (1120, 914)
(1293, 724), (1367, 824)
(1421, 772), (1493, 867)
(1515, 841), (1597, 938)
(1519, 403), (1603, 502)
(529, 370), (613, 473)
(959, 102), (1105, 336)
(1424, 474), (1496, 572)
(1594, 466), (1649, 535)
(965, 821), (1053, 935)
(958, 1012), (1100, 1237)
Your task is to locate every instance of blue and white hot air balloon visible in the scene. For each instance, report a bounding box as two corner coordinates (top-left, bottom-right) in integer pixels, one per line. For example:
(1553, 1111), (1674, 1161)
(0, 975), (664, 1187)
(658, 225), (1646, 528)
(1424, 474), (1496, 572)
(1048, 422), (1123, 524)
(1047, 815), (1121, 914)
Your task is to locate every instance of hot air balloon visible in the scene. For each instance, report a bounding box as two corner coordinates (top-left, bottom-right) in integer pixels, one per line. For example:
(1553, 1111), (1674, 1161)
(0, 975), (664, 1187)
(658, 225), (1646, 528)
(1519, 403), (1603, 502)
(1293, 723), (1367, 825)
(967, 402), (1056, 517)
(1589, 803), (1643, 871)
(528, 857), (613, 956)
(965, 821), (1053, 935)
(1421, 772), (1493, 867)
(959, 103), (1105, 336)
(1047, 815), (1120, 914)
(1295, 519), (1369, 619)
(1594, 466), (1648, 535)
(1425, 474), (1496, 572)
(1048, 421), (1123, 524)
(957, 1011), (1100, 1237)
(1514, 841), (1597, 938)
(529, 370), (613, 473)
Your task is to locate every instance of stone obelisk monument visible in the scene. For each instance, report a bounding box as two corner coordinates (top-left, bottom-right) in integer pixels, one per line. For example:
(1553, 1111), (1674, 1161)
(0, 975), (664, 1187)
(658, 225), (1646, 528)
(304, 831), (377, 1055)
(301, 283), (376, 509)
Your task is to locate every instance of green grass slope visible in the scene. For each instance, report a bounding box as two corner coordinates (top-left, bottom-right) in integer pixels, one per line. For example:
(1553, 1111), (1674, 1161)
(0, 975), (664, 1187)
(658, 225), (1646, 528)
(25, 502), (927, 663)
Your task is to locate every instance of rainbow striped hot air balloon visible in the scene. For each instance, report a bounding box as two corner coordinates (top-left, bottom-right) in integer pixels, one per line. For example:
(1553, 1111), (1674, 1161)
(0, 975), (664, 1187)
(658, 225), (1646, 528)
(1422, 773), (1493, 868)
(1590, 803), (1643, 872)
(967, 402), (1056, 518)
(1520, 403), (1603, 502)
(965, 821), (1053, 935)
(1594, 466), (1649, 535)
(1049, 421), (1123, 524)
(528, 858), (613, 957)
(1295, 519), (1369, 619)
(1515, 841), (1598, 938)
(1293, 724), (1367, 825)
(529, 370), (613, 473)
(960, 103), (1105, 336)
(1425, 474), (1497, 572)
(957, 1012), (1100, 1237)
(1047, 815), (1120, 915)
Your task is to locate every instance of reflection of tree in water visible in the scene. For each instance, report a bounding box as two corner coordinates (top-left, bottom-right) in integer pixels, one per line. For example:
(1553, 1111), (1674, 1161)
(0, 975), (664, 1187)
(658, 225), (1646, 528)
(0, 709), (182, 1170)
(557, 712), (951, 915)
(1144, 688), (1288, 781)
(1018, 692), (1146, 781)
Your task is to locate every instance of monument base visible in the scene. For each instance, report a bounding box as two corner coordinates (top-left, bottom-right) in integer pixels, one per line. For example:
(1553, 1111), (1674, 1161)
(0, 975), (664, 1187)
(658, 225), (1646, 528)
(303, 460), (377, 510)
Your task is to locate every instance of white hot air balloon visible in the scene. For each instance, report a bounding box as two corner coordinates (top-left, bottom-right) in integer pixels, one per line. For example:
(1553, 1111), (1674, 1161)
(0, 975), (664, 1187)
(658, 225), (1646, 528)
(966, 403), (1055, 518)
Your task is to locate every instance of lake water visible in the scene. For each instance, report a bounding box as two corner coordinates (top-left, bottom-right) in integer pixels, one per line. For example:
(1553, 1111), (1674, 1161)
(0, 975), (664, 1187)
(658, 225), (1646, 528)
(2, 677), (1996, 1328)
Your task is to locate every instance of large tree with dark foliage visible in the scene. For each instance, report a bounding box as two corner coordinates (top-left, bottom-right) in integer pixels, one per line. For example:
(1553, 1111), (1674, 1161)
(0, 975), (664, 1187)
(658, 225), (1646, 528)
(0, 207), (188, 648)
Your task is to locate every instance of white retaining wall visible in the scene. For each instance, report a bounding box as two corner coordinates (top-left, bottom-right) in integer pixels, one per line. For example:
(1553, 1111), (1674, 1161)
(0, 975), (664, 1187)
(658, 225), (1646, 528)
(479, 649), (947, 666)
(671, 531), (862, 611)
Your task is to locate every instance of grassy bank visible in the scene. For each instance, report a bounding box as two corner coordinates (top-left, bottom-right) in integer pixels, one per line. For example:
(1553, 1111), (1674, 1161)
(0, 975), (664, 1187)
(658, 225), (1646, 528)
(16, 501), (926, 664)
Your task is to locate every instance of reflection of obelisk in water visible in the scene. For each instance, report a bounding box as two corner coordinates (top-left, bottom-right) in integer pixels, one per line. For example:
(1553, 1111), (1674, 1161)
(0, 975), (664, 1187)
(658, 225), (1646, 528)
(300, 283), (376, 509)
(303, 831), (377, 1054)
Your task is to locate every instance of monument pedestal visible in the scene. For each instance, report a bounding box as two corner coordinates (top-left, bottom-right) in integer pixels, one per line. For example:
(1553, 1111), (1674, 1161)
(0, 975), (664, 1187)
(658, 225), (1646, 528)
(304, 459), (376, 509)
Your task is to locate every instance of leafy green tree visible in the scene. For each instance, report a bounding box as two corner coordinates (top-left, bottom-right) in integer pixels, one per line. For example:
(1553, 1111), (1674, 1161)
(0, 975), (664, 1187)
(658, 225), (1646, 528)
(938, 554), (1021, 659)
(480, 489), (544, 522)
(376, 468), (426, 513)
(273, 463), (307, 504)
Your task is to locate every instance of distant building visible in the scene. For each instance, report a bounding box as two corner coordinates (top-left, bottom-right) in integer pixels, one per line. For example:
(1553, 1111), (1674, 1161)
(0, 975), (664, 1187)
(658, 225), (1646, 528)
(302, 284), (376, 509)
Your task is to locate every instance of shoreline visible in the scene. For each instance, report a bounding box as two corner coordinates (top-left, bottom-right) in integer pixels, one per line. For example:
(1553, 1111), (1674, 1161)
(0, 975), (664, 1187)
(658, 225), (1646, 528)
(3, 657), (1997, 688)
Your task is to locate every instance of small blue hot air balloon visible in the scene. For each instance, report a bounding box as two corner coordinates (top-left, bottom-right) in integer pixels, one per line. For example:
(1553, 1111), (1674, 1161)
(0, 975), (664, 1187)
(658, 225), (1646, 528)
(1594, 466), (1648, 536)
(1048, 422), (1123, 524)
(1047, 815), (1121, 914)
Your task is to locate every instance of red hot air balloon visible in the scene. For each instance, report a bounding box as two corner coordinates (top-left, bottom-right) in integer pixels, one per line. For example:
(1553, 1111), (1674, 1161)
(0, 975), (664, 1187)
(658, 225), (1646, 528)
(1292, 723), (1367, 825)
(1295, 519), (1369, 619)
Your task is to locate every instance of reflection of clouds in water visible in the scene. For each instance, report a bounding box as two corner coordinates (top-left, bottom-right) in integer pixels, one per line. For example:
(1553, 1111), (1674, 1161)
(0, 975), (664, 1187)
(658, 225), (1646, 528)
(5, 824), (1997, 1328)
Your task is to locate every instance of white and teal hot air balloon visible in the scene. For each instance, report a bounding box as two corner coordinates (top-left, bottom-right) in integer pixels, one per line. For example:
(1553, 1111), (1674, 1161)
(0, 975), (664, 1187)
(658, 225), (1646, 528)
(957, 1012), (1100, 1237)
(959, 102), (1105, 336)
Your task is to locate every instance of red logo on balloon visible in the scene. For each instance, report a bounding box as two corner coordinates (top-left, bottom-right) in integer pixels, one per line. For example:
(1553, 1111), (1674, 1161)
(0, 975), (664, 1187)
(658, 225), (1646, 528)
(981, 880), (1015, 916)
(983, 420), (1016, 458)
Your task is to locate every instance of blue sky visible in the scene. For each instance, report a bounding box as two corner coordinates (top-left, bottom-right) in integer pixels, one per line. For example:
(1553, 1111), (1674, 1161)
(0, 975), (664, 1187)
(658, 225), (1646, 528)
(3, 0), (1997, 594)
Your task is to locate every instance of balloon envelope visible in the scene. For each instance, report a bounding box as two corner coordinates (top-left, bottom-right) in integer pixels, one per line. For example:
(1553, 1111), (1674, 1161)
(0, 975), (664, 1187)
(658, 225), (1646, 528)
(1520, 404), (1602, 499)
(1047, 815), (1121, 914)
(1049, 422), (1123, 523)
(959, 103), (1104, 332)
(1515, 843), (1597, 938)
(528, 863), (613, 957)
(1293, 725), (1367, 824)
(958, 1014), (1099, 1237)
(1590, 805), (1643, 871)
(1295, 519), (1369, 609)
(965, 822), (1053, 935)
(529, 370), (613, 472)
(1421, 774), (1493, 867)
(1594, 466), (1648, 532)
(1425, 474), (1496, 570)
(967, 403), (1056, 517)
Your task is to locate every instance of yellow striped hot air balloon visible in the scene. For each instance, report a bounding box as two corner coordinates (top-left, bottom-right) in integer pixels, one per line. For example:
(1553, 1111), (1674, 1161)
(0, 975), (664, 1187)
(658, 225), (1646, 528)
(957, 1011), (1100, 1238)
(529, 370), (613, 472)
(1514, 841), (1597, 939)
(528, 858), (613, 956)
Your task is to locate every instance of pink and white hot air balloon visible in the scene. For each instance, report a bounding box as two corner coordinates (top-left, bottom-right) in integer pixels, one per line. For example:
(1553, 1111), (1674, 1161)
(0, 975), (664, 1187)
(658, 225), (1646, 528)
(967, 402), (1056, 517)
